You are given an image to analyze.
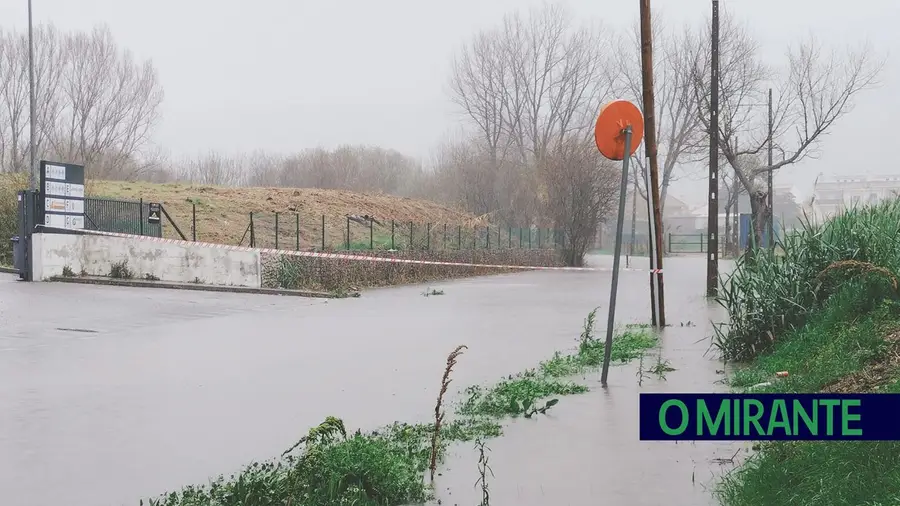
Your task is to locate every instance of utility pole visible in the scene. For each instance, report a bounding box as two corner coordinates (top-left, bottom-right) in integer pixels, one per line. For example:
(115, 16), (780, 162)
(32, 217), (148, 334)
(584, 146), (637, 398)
(767, 88), (774, 248)
(628, 172), (638, 268)
(706, 0), (720, 297)
(639, 0), (665, 326)
(28, 0), (37, 190)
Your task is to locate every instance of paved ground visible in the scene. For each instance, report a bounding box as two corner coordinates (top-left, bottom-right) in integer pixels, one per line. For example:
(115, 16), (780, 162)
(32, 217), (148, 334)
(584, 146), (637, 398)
(0, 255), (739, 506)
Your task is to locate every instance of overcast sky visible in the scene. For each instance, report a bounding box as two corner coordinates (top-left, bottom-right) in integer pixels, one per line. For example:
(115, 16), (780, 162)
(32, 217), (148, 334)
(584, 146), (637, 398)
(1, 0), (896, 207)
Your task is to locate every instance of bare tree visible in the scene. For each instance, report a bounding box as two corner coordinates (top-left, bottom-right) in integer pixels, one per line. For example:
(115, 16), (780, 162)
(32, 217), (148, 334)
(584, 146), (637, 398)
(177, 151), (246, 186)
(51, 25), (164, 178)
(613, 17), (702, 217)
(690, 9), (882, 250)
(0, 25), (67, 173)
(0, 24), (163, 178)
(540, 136), (619, 266)
(430, 137), (499, 215)
(244, 150), (283, 187)
(447, 4), (614, 226)
(448, 31), (508, 207)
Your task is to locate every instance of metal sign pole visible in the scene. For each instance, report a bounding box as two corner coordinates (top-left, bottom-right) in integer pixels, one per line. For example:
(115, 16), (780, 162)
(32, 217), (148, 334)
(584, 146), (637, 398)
(600, 127), (633, 387)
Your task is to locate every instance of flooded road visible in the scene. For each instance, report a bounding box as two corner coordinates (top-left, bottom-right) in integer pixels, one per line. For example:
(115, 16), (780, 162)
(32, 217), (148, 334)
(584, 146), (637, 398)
(0, 254), (737, 506)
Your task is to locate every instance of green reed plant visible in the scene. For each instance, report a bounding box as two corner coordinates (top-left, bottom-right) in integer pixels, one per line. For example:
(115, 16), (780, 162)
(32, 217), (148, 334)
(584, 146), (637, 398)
(715, 200), (900, 362)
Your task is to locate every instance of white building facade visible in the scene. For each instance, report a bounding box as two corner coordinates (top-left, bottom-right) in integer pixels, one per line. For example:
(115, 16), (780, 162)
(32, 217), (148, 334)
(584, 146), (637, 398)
(812, 175), (900, 221)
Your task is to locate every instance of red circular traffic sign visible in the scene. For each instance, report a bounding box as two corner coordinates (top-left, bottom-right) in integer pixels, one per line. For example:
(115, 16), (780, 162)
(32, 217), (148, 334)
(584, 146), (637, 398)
(594, 100), (645, 161)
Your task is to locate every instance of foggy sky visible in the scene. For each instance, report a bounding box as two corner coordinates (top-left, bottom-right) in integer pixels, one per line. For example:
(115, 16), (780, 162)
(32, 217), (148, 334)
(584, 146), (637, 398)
(1, 0), (896, 207)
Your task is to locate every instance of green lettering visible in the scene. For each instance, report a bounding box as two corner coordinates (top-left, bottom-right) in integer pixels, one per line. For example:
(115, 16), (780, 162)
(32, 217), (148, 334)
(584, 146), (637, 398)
(733, 398), (741, 435)
(660, 400), (689, 435)
(698, 399), (730, 435)
(767, 399), (791, 436)
(841, 399), (863, 436)
(820, 399), (840, 435)
(793, 399), (818, 435)
(743, 399), (765, 435)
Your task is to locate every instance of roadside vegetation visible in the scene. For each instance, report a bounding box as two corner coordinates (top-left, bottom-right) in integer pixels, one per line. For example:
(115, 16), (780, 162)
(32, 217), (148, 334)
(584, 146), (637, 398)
(714, 201), (900, 506)
(141, 310), (657, 506)
(0, 172), (26, 266)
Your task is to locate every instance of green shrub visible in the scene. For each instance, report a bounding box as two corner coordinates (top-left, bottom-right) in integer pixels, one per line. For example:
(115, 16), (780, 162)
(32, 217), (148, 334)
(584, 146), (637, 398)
(0, 172), (27, 266)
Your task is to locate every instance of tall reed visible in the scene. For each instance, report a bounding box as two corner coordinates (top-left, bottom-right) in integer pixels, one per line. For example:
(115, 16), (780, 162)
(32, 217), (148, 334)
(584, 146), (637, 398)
(430, 345), (467, 481)
(715, 201), (900, 361)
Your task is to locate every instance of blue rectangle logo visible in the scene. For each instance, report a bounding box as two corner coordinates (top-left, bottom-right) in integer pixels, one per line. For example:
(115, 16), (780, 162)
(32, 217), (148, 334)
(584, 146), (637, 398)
(639, 393), (900, 441)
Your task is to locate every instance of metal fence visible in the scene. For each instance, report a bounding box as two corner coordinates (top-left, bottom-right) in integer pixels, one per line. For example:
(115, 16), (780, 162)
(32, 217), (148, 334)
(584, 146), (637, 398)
(668, 233), (708, 253)
(239, 211), (563, 252)
(83, 197), (162, 237)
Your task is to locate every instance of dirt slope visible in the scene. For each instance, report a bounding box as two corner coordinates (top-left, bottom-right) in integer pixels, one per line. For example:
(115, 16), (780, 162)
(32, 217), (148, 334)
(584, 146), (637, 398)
(90, 180), (484, 248)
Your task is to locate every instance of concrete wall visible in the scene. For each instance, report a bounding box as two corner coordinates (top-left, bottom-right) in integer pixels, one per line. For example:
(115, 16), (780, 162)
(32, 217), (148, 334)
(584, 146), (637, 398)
(32, 233), (261, 287)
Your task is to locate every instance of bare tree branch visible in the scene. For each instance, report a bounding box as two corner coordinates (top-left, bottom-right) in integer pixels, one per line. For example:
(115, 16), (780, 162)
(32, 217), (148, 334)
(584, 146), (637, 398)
(612, 14), (702, 217)
(689, 6), (883, 249)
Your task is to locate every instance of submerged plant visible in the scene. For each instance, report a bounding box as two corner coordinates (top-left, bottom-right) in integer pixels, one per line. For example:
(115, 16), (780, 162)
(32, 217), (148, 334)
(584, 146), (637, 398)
(431, 345), (466, 481)
(647, 356), (676, 381)
(636, 352), (647, 386)
(474, 438), (493, 506)
(579, 307), (600, 352)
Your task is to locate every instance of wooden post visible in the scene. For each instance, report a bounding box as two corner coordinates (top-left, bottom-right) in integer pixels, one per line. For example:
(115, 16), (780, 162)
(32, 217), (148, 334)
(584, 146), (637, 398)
(640, 0), (666, 326)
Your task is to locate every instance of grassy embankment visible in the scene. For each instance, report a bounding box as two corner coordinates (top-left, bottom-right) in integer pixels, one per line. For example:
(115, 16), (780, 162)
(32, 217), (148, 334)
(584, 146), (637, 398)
(0, 177), (564, 289)
(142, 312), (657, 506)
(714, 200), (900, 506)
(87, 180), (485, 248)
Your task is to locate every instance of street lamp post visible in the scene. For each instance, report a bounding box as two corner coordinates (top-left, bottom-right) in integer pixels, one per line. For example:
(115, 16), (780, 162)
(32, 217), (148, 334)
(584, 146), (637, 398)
(28, 0), (37, 190)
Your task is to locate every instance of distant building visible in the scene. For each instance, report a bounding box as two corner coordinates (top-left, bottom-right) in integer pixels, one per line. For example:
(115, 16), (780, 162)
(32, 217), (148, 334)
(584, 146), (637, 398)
(594, 182), (805, 252)
(812, 174), (900, 221)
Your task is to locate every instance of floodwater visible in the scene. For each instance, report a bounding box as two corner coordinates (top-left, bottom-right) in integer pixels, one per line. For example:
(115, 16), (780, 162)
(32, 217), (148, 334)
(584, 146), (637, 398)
(0, 254), (739, 506)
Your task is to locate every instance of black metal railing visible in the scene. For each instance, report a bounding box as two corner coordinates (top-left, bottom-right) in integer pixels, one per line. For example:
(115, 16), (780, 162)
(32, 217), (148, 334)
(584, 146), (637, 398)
(668, 232), (707, 253)
(83, 197), (162, 237)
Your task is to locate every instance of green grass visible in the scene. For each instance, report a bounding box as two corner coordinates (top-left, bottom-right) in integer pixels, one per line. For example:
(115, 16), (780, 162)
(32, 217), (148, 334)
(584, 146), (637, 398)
(458, 370), (589, 418)
(715, 200), (900, 506)
(144, 417), (502, 506)
(538, 328), (658, 378)
(347, 231), (396, 251)
(459, 308), (657, 418)
(717, 293), (900, 506)
(718, 427), (900, 506)
(728, 283), (900, 393)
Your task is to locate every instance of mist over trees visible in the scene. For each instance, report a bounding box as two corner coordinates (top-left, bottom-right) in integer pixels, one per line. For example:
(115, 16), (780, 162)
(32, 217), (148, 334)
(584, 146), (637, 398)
(0, 5), (882, 263)
(0, 24), (164, 179)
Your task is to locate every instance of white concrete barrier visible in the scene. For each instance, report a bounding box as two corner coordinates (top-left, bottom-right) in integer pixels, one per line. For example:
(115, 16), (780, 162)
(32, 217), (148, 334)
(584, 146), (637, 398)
(31, 232), (262, 288)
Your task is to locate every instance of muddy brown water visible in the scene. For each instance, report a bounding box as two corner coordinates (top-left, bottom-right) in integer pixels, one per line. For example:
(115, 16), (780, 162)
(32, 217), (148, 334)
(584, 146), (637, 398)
(0, 255), (740, 506)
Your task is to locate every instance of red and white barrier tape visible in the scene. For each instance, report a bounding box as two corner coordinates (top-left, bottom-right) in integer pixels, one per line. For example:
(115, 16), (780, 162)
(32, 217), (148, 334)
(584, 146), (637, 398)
(36, 225), (663, 273)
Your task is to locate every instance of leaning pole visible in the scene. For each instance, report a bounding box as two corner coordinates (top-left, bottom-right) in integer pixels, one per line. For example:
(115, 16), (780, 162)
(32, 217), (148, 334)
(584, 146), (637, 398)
(594, 100), (646, 387)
